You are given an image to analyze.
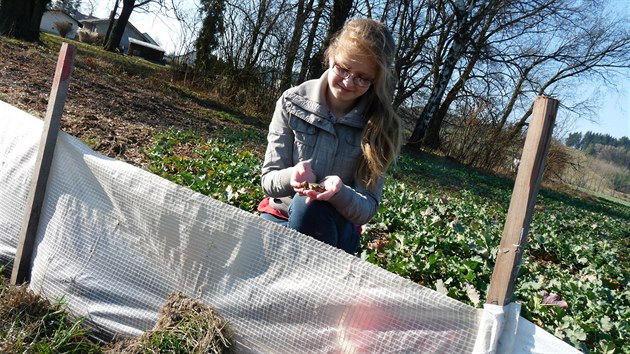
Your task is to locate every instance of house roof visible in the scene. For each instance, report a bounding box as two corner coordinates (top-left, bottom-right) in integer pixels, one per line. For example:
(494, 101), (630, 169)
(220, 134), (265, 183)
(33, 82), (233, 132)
(80, 18), (111, 24)
(128, 37), (165, 53)
(73, 12), (98, 22)
(81, 18), (149, 43)
(142, 32), (159, 46)
(44, 10), (83, 27)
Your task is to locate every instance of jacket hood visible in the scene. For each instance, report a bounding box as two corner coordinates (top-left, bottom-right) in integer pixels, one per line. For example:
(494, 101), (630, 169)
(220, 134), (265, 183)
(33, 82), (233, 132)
(284, 70), (368, 129)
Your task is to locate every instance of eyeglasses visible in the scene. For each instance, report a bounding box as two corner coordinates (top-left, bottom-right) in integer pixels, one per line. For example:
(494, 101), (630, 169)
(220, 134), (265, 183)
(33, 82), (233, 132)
(331, 64), (373, 88)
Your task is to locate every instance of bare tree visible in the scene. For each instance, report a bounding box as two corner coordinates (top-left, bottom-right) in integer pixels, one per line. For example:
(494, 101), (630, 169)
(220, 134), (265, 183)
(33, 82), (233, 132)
(407, 0), (498, 149)
(308, 0), (353, 79)
(221, 0), (291, 70)
(279, 0), (317, 91)
(104, 0), (164, 52)
(297, 0), (325, 82)
(165, 0), (204, 84)
(504, 5), (630, 141)
(386, 0), (447, 109)
(104, 0), (120, 47)
(382, 0), (630, 158)
(169, 0), (202, 58)
(0, 0), (51, 41)
(82, 0), (97, 16)
(420, 0), (630, 173)
(257, 0), (286, 68)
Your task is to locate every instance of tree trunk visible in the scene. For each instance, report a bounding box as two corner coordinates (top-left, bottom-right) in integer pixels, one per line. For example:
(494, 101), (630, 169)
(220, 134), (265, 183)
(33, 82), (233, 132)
(243, 0), (267, 68)
(253, 0), (287, 69)
(105, 0), (135, 52)
(423, 58), (474, 149)
(280, 0), (315, 91)
(308, 0), (352, 79)
(391, 0), (447, 110)
(104, 0), (120, 47)
(407, 36), (467, 148)
(0, 0), (51, 41)
(406, 0), (501, 149)
(298, 0), (324, 82)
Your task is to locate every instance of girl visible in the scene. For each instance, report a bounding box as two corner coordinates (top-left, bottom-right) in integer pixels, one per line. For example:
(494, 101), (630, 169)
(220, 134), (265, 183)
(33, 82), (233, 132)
(258, 18), (402, 254)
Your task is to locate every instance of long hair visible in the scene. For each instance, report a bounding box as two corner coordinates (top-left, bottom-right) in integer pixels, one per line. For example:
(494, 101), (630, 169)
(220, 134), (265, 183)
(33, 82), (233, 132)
(324, 18), (402, 188)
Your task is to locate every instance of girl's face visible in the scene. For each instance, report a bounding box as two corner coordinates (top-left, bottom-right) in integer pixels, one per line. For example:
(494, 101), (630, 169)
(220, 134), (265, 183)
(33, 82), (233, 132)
(326, 54), (376, 109)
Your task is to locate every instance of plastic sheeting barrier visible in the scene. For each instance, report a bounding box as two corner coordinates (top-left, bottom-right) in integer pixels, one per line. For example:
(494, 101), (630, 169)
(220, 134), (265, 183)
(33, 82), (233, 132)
(0, 100), (580, 353)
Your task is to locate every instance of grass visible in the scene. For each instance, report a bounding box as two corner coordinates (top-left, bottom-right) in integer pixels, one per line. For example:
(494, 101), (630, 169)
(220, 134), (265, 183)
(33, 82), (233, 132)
(581, 187), (630, 207)
(562, 147), (630, 204)
(0, 265), (102, 353)
(0, 266), (233, 353)
(40, 33), (166, 78)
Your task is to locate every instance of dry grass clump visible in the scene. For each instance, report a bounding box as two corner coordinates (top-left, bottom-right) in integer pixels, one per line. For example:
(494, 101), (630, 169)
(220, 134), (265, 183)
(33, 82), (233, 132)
(54, 21), (73, 38)
(104, 292), (233, 354)
(77, 29), (104, 45)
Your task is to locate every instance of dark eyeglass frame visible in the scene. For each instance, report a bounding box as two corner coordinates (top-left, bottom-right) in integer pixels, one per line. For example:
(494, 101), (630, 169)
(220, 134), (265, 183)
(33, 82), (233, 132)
(331, 64), (373, 88)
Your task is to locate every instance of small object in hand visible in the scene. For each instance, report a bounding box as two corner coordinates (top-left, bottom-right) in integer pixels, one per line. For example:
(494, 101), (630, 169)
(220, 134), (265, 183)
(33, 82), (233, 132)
(300, 181), (326, 192)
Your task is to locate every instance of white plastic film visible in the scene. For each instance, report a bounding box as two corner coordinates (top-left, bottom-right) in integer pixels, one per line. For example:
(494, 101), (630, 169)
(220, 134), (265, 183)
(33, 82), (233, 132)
(0, 100), (578, 353)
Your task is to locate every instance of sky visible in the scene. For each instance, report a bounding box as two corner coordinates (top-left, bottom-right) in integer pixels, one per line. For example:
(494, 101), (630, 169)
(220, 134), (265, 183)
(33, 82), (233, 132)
(84, 0), (630, 140)
(86, 0), (193, 54)
(570, 82), (630, 140)
(568, 0), (630, 140)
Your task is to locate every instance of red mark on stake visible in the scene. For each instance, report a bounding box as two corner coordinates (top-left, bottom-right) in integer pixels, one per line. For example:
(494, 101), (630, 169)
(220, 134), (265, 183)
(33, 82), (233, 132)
(57, 43), (75, 82)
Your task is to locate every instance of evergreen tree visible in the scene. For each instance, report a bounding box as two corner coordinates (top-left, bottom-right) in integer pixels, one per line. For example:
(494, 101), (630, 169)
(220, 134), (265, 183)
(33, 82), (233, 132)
(600, 133), (614, 147)
(577, 131), (629, 152)
(619, 136), (630, 150)
(580, 131), (595, 150)
(565, 132), (582, 149)
(195, 0), (225, 72)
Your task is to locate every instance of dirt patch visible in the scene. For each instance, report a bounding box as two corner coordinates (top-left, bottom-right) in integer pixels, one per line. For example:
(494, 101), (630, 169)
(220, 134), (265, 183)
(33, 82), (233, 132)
(0, 35), (266, 168)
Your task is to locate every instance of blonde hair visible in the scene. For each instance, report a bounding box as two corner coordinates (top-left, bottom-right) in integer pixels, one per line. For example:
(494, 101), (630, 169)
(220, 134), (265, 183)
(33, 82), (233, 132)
(324, 18), (402, 188)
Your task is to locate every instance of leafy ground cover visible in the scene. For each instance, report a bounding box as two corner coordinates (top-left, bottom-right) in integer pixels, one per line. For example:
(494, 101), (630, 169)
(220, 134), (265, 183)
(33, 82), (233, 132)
(144, 129), (629, 354)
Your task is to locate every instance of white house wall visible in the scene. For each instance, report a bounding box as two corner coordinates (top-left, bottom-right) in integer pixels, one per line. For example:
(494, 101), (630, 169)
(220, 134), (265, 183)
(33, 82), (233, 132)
(83, 21), (148, 53)
(40, 12), (80, 39)
(120, 27), (146, 52)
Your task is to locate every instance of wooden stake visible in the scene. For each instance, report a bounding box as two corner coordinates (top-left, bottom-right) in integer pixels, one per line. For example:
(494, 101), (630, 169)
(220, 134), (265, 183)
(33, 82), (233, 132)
(11, 43), (76, 285)
(486, 96), (559, 306)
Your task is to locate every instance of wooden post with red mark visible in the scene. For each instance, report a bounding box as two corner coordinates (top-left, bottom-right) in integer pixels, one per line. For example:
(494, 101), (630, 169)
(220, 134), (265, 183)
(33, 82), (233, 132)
(11, 43), (76, 285)
(485, 96), (559, 306)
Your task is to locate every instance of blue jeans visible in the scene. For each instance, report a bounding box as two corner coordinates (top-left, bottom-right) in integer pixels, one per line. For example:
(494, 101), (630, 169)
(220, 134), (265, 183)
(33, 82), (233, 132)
(261, 194), (360, 254)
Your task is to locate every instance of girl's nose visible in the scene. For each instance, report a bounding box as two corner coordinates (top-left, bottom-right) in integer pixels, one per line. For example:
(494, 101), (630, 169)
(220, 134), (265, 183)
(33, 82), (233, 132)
(341, 76), (356, 87)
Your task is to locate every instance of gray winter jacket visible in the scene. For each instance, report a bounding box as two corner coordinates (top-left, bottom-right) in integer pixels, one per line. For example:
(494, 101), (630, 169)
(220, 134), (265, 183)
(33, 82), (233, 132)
(260, 70), (385, 225)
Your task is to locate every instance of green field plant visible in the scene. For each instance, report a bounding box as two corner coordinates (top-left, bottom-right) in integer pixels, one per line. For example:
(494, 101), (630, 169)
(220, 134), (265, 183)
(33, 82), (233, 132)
(145, 130), (629, 354)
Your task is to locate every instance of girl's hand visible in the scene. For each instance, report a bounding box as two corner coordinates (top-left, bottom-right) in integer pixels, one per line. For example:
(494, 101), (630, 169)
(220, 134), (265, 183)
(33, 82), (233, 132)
(300, 175), (343, 204)
(311, 176), (343, 202)
(290, 160), (316, 190)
